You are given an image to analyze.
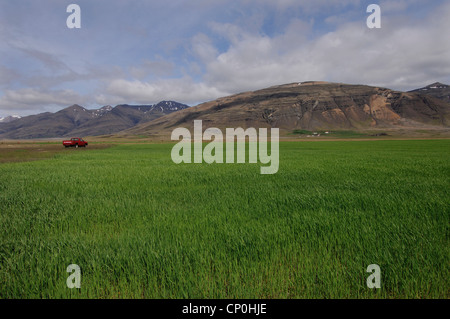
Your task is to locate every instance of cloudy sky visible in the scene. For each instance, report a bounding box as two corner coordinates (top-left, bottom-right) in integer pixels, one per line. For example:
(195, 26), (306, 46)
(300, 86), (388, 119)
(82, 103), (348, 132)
(0, 0), (449, 117)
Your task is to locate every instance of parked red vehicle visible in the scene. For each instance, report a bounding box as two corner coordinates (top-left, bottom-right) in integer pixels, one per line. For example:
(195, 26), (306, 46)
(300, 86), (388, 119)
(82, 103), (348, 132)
(63, 137), (88, 148)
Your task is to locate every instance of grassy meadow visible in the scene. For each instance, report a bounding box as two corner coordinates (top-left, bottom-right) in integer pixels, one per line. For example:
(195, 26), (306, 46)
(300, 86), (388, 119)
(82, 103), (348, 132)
(0, 140), (449, 298)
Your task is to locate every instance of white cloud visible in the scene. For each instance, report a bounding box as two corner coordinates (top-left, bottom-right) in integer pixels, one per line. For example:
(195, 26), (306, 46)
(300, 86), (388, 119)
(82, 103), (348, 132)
(379, 0), (419, 13)
(195, 2), (450, 93)
(0, 88), (83, 112)
(129, 59), (176, 80)
(191, 33), (219, 63)
(102, 78), (228, 105)
(252, 0), (361, 13)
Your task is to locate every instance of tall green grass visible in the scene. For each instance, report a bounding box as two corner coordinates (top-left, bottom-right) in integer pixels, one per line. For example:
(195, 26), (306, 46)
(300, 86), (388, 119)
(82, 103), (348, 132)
(0, 140), (448, 298)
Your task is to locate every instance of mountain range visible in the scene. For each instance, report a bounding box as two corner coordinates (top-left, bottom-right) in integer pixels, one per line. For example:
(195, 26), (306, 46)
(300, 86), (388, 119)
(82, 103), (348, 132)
(0, 101), (188, 139)
(0, 82), (449, 139)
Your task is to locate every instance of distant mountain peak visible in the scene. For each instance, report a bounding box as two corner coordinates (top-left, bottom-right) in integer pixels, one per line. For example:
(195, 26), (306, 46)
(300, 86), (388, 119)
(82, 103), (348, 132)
(59, 104), (87, 113)
(412, 82), (449, 89)
(416, 82), (448, 89)
(154, 100), (189, 112)
(409, 82), (450, 102)
(427, 82), (449, 88)
(70, 104), (84, 108)
(0, 115), (21, 123)
(90, 105), (113, 118)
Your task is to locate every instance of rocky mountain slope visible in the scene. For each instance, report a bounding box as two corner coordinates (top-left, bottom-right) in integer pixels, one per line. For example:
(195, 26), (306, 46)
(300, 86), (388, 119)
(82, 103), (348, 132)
(122, 81), (450, 138)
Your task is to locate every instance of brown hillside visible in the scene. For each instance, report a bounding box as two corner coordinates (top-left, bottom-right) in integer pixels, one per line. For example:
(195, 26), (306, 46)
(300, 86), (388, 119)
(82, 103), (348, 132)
(121, 82), (450, 138)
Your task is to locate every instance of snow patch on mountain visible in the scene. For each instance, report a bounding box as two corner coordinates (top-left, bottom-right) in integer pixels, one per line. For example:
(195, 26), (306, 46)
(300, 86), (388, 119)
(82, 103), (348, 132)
(0, 115), (21, 123)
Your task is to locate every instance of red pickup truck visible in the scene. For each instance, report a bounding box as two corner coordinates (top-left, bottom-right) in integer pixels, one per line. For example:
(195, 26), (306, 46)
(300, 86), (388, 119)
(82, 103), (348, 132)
(63, 137), (88, 148)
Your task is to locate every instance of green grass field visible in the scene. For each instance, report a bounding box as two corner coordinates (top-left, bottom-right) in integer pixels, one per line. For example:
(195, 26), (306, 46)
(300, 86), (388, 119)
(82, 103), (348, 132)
(0, 140), (449, 298)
